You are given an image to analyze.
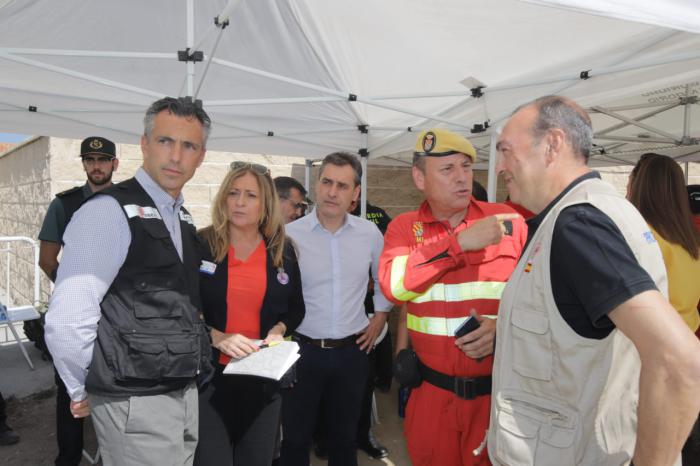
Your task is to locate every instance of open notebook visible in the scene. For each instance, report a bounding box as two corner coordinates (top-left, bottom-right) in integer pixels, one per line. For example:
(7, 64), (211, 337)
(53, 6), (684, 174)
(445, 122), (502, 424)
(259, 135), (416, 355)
(223, 340), (300, 381)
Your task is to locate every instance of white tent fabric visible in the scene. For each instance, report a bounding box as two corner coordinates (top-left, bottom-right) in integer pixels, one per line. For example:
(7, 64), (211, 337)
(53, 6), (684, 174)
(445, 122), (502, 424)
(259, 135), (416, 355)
(526, 0), (700, 34)
(0, 0), (699, 168)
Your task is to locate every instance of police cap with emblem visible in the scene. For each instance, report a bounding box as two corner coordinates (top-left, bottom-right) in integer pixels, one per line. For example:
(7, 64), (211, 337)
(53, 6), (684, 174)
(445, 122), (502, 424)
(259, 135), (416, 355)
(414, 128), (476, 162)
(80, 136), (116, 159)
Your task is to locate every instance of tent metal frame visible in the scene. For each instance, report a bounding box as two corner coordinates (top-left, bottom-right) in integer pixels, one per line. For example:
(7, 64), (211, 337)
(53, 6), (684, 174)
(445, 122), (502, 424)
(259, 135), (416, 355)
(1, 2), (698, 207)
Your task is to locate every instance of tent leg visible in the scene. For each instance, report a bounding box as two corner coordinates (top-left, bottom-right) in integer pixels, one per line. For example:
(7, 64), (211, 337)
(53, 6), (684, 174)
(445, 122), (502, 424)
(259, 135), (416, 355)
(487, 132), (499, 202)
(360, 155), (368, 218)
(304, 160), (312, 195)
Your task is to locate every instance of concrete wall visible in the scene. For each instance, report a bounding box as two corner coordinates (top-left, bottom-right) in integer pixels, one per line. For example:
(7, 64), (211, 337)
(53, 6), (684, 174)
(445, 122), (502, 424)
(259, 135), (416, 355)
(0, 137), (51, 305)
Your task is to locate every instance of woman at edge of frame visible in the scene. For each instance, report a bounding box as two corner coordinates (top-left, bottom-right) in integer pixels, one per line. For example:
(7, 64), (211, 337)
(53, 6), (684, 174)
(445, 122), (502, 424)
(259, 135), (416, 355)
(628, 153), (700, 465)
(194, 162), (305, 466)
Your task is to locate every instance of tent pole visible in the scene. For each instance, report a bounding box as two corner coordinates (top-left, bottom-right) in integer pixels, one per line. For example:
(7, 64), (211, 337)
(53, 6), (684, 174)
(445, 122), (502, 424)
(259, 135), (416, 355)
(195, 25), (226, 99)
(360, 155), (368, 219)
(0, 100), (141, 137)
(592, 106), (679, 141)
(683, 85), (692, 139)
(210, 57), (470, 129)
(595, 102), (680, 136)
(369, 96), (472, 154)
(0, 48), (172, 59)
(0, 51), (162, 99)
(304, 160), (312, 194)
(186, 0), (195, 96)
(212, 119), (350, 152)
(206, 96), (344, 106)
(487, 132), (498, 202)
(594, 135), (675, 144)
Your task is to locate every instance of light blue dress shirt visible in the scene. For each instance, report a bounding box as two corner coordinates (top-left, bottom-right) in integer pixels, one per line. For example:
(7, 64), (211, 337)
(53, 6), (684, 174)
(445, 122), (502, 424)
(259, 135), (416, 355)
(285, 208), (392, 340)
(45, 168), (186, 401)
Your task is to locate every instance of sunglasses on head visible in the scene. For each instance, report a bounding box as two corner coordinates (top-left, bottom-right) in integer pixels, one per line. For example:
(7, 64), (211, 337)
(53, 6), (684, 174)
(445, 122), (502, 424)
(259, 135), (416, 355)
(230, 161), (270, 176)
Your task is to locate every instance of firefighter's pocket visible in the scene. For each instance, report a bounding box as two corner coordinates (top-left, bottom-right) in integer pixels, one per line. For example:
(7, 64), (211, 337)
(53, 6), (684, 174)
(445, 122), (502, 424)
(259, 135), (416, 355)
(132, 275), (184, 319)
(510, 307), (552, 381)
(467, 236), (519, 265)
(493, 390), (577, 466)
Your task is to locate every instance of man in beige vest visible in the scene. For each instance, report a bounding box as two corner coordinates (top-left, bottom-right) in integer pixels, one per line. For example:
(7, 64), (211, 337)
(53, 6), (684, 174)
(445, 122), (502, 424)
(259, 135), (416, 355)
(488, 95), (700, 466)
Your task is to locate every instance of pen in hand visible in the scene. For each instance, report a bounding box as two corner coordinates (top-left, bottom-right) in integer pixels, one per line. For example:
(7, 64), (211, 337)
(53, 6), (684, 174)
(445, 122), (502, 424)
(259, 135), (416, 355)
(258, 341), (283, 350)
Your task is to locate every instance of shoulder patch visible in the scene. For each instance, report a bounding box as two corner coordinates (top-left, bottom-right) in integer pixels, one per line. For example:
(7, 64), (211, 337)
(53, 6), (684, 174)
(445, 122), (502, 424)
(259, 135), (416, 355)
(123, 204), (162, 220)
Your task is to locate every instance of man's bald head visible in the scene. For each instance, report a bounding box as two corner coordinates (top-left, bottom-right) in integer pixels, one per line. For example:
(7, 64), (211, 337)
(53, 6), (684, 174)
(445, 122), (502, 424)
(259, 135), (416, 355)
(514, 95), (592, 161)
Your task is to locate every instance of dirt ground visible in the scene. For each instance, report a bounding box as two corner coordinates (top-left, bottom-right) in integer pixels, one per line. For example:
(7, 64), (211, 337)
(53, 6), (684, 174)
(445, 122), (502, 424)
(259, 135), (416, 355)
(1, 387), (409, 466)
(2, 388), (99, 466)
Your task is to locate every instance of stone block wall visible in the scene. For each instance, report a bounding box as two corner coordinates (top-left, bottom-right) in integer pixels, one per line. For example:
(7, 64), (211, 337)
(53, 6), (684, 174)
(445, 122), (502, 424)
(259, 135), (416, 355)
(0, 137), (51, 305)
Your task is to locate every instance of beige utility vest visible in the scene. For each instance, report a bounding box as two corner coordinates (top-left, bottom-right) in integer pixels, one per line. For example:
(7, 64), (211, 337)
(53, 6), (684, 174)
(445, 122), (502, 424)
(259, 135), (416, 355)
(488, 178), (667, 466)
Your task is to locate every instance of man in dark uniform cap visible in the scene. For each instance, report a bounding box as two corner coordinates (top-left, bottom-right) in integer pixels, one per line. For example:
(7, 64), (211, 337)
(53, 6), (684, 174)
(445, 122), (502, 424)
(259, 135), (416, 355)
(38, 136), (118, 466)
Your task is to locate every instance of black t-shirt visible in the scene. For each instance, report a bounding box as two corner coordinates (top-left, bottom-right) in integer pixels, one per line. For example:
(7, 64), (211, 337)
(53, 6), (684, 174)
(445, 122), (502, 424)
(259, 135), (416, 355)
(526, 172), (658, 339)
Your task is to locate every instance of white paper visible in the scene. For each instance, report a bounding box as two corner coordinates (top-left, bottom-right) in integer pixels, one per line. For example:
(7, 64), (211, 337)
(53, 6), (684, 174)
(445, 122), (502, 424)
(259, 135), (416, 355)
(223, 341), (300, 381)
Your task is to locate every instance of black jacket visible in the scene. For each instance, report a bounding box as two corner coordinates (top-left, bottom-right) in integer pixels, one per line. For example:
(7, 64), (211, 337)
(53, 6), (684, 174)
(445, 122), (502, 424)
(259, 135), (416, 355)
(198, 237), (305, 366)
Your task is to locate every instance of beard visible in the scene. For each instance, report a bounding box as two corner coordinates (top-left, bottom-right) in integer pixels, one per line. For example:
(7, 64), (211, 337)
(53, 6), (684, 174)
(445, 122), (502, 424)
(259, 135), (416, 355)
(87, 169), (113, 186)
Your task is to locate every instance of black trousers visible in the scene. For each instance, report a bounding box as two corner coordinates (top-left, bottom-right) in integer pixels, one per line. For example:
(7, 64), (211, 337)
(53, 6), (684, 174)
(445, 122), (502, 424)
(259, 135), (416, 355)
(0, 390), (7, 426)
(54, 369), (83, 466)
(281, 342), (368, 466)
(195, 373), (282, 466)
(316, 330), (393, 446)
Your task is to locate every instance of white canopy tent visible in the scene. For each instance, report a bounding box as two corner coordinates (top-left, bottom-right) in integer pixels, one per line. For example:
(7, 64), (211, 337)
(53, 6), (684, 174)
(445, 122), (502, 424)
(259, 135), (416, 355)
(1, 0), (699, 205)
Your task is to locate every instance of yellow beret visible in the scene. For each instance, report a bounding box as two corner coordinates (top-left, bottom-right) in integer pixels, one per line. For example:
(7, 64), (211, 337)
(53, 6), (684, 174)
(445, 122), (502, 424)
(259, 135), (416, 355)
(414, 128), (476, 162)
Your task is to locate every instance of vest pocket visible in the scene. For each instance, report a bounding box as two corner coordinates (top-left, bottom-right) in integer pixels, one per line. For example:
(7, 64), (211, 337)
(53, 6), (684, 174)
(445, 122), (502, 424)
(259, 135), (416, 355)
(133, 276), (184, 319)
(120, 334), (165, 381)
(166, 339), (199, 378)
(494, 390), (577, 466)
(511, 308), (552, 381)
(111, 332), (200, 383)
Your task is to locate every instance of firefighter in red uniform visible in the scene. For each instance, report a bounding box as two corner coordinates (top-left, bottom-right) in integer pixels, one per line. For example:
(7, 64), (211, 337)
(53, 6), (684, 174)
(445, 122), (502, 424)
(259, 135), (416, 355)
(379, 129), (526, 466)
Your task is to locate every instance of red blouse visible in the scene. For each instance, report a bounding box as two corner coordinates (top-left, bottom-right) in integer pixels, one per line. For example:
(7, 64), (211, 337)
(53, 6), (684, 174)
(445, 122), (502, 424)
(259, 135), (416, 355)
(219, 240), (267, 365)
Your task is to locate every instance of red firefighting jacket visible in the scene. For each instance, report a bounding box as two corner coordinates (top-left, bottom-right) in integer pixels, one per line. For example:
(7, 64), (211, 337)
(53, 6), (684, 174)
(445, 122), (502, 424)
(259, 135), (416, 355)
(379, 199), (527, 378)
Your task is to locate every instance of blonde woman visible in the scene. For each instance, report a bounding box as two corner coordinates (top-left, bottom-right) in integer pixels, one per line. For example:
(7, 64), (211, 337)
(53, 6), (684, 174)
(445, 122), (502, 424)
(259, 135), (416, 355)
(195, 162), (305, 466)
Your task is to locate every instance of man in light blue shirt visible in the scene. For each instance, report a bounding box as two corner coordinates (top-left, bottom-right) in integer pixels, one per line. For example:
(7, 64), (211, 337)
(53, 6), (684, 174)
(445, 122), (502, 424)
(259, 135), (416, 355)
(281, 152), (392, 466)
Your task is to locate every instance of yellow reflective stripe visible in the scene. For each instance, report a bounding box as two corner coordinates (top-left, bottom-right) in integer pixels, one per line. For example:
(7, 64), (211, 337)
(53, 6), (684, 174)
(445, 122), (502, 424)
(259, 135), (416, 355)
(390, 255), (421, 301)
(407, 314), (470, 336)
(410, 281), (506, 304)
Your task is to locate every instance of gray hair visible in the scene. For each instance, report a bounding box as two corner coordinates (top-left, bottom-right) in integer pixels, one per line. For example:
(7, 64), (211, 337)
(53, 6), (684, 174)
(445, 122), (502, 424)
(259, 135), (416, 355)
(319, 152), (362, 186)
(516, 95), (592, 160)
(143, 97), (212, 147)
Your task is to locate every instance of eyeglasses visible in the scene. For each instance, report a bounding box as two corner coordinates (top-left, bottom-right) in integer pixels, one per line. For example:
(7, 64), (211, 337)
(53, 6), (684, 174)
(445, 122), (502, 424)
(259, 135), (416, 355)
(230, 161), (270, 176)
(82, 156), (114, 165)
(279, 195), (305, 211)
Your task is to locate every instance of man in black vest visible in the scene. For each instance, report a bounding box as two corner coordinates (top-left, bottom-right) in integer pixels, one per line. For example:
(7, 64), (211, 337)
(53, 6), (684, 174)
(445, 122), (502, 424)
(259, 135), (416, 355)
(38, 135), (117, 466)
(45, 97), (212, 466)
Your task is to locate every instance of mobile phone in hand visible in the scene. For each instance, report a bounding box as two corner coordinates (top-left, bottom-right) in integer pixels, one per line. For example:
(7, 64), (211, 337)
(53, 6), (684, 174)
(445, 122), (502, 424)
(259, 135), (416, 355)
(454, 316), (480, 338)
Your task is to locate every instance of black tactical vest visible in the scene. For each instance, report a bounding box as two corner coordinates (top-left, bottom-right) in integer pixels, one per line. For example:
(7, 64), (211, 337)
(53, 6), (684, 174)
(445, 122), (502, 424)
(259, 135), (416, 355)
(84, 177), (211, 397)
